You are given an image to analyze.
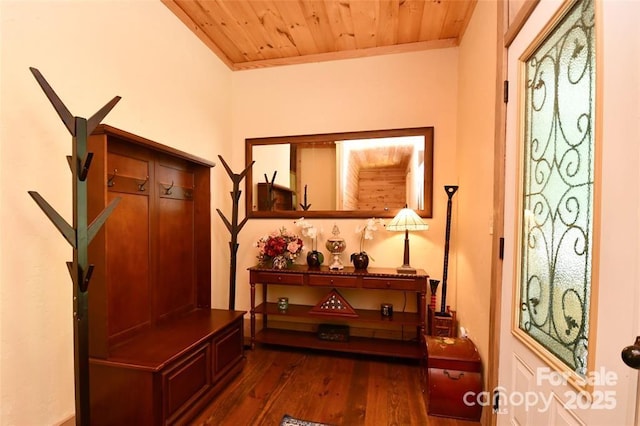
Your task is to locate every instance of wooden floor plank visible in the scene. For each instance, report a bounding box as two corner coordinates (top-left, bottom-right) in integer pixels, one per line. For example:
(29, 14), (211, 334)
(341, 360), (369, 424)
(191, 345), (482, 426)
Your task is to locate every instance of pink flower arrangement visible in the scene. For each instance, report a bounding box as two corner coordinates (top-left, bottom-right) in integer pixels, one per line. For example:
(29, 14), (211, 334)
(255, 227), (303, 266)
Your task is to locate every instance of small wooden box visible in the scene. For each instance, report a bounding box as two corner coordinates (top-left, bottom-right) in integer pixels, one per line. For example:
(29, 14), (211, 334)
(428, 306), (457, 337)
(317, 324), (349, 342)
(425, 336), (483, 421)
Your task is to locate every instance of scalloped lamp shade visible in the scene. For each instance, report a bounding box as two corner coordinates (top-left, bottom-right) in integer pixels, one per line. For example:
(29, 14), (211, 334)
(386, 207), (428, 273)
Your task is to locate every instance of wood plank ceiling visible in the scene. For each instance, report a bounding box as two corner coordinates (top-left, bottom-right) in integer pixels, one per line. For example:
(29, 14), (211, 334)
(162, 0), (478, 71)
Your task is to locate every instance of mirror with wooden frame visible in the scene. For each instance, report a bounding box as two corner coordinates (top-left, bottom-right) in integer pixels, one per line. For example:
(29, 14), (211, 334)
(245, 127), (433, 219)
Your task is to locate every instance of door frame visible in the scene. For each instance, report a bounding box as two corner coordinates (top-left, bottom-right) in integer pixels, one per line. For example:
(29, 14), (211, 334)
(487, 1), (540, 425)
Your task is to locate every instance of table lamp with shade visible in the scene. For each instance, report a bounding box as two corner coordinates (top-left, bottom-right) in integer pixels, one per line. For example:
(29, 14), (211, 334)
(386, 205), (428, 273)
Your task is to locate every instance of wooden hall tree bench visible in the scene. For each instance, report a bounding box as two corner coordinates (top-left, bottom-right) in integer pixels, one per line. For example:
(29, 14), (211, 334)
(89, 309), (245, 425)
(86, 125), (245, 425)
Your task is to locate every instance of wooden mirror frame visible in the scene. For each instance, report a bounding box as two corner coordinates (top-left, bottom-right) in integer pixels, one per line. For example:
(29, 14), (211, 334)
(245, 127), (434, 219)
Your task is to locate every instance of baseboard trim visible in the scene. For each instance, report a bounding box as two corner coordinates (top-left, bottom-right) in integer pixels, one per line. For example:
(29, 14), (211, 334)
(56, 414), (75, 426)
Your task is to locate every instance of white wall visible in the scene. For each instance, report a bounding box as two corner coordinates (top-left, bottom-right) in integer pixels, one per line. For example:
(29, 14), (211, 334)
(456, 0), (498, 381)
(230, 49), (459, 312)
(0, 1), (232, 424)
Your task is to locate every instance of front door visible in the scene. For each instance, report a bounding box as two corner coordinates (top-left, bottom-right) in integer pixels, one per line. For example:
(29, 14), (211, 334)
(497, 0), (640, 424)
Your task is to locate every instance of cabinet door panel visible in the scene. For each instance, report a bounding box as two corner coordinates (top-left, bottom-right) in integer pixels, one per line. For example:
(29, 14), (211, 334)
(163, 344), (211, 421)
(106, 191), (151, 339)
(156, 197), (195, 320)
(90, 362), (155, 426)
(155, 160), (196, 320)
(212, 322), (243, 379)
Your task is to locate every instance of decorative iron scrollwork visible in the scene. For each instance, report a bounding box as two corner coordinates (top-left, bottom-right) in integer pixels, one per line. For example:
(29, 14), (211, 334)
(518, 0), (594, 377)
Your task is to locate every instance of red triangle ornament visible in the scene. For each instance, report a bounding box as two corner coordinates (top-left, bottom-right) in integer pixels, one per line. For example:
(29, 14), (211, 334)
(309, 288), (359, 318)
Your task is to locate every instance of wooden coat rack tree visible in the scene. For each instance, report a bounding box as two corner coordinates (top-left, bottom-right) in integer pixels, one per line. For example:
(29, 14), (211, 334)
(216, 155), (253, 310)
(28, 67), (121, 426)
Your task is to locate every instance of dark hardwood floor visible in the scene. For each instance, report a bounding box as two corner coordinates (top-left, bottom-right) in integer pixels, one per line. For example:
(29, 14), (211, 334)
(191, 345), (482, 426)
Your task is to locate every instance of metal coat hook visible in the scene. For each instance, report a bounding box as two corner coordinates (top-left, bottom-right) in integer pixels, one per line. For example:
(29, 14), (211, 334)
(107, 169), (117, 187)
(78, 152), (94, 182)
(162, 180), (174, 195)
(137, 176), (149, 192)
(82, 264), (94, 292)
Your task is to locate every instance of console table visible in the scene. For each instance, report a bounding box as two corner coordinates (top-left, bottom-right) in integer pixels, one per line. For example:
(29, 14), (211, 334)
(248, 265), (428, 359)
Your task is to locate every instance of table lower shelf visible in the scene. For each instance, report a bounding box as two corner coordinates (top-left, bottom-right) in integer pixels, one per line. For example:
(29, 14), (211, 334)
(257, 302), (422, 325)
(255, 328), (423, 360)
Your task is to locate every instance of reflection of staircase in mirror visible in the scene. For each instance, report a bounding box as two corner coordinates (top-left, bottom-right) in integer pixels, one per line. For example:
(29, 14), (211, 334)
(356, 166), (407, 210)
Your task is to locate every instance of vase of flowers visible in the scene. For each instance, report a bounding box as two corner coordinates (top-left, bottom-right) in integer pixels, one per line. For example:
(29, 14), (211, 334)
(255, 227), (303, 269)
(295, 217), (324, 268)
(351, 218), (384, 270)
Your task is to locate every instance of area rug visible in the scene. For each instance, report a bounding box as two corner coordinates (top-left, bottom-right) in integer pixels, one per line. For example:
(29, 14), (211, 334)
(280, 414), (332, 426)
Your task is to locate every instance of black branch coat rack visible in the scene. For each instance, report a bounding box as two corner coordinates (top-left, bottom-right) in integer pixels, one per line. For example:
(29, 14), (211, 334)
(263, 170), (277, 210)
(216, 155), (254, 310)
(28, 67), (121, 426)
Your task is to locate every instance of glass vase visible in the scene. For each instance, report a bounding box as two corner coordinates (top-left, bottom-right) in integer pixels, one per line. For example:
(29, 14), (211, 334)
(306, 250), (324, 268)
(272, 255), (288, 270)
(350, 252), (369, 270)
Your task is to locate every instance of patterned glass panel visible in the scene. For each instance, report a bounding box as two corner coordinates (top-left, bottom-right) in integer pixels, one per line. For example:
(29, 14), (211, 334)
(518, 0), (594, 376)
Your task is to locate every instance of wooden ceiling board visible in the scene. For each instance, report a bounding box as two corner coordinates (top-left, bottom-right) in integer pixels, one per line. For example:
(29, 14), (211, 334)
(270, 1), (322, 55)
(397, 0), (426, 43)
(440, 0), (477, 39)
(223, 0), (285, 60)
(349, 0), (379, 49)
(163, 0), (236, 68)
(377, 0), (400, 46)
(419, 0), (449, 40)
(192, 0), (258, 62)
(299, 1), (340, 53)
(323, 0), (357, 51)
(249, 1), (301, 58)
(162, 0), (478, 71)
(215, 0), (273, 61)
